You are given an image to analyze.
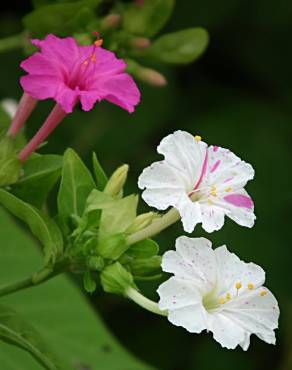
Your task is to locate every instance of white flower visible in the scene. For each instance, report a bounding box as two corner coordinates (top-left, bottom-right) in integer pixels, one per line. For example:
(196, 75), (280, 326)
(157, 236), (279, 350)
(138, 130), (255, 233)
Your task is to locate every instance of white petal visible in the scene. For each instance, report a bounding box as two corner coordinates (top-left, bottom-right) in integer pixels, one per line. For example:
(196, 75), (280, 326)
(157, 277), (207, 333)
(157, 276), (202, 310)
(206, 145), (254, 191)
(214, 245), (265, 296)
(214, 189), (256, 228)
(200, 204), (225, 233)
(138, 161), (187, 210)
(216, 288), (279, 349)
(206, 311), (246, 349)
(176, 195), (202, 233)
(162, 237), (216, 292)
(157, 131), (207, 190)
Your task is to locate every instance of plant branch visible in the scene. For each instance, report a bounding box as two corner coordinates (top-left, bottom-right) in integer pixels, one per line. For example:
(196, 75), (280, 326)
(0, 33), (24, 53)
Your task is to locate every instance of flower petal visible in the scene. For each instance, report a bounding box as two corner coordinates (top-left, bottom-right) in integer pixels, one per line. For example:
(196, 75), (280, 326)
(157, 277), (207, 333)
(200, 204), (225, 233)
(157, 131), (207, 191)
(162, 236), (216, 291)
(205, 145), (255, 192)
(214, 246), (265, 296)
(98, 73), (141, 113)
(20, 75), (61, 101)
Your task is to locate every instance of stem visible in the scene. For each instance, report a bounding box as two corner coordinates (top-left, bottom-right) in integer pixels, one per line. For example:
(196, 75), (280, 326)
(127, 207), (180, 246)
(19, 103), (67, 162)
(0, 33), (23, 53)
(7, 93), (38, 137)
(126, 287), (167, 316)
(0, 262), (66, 299)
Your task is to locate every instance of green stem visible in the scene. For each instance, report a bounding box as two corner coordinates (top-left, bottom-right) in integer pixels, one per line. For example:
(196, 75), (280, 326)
(126, 287), (167, 316)
(0, 260), (68, 299)
(0, 33), (23, 53)
(127, 207), (180, 246)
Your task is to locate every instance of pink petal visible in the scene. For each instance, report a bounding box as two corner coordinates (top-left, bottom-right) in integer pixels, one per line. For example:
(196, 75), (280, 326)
(224, 194), (254, 209)
(99, 73), (141, 113)
(20, 74), (61, 100)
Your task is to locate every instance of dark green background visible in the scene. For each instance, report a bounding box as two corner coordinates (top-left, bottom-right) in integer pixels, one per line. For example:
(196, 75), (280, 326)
(0, 1), (291, 370)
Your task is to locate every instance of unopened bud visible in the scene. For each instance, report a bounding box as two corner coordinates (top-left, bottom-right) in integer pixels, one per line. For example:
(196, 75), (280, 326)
(126, 212), (155, 233)
(101, 14), (121, 31)
(100, 262), (135, 296)
(87, 256), (105, 271)
(104, 164), (129, 196)
(97, 233), (128, 260)
(137, 67), (167, 87)
(131, 37), (151, 50)
(130, 256), (162, 277)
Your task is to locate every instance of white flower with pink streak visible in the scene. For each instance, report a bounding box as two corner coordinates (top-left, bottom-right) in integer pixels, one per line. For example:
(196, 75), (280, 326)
(138, 130), (255, 233)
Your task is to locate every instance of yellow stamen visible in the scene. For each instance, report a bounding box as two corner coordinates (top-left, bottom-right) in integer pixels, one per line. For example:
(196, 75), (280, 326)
(236, 282), (242, 290)
(194, 135), (202, 142)
(208, 199), (214, 205)
(91, 54), (97, 63)
(210, 186), (217, 197)
(260, 290), (267, 296)
(226, 292), (231, 301)
(248, 283), (254, 290)
(225, 187), (232, 192)
(83, 60), (89, 65)
(94, 38), (103, 47)
(219, 297), (225, 305)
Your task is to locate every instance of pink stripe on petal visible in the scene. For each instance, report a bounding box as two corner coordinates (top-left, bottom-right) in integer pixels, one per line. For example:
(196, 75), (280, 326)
(213, 146), (219, 152)
(224, 194), (254, 209)
(194, 148), (209, 190)
(210, 160), (221, 173)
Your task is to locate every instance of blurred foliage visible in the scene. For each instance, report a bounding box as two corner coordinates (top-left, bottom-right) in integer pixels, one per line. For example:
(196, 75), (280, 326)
(0, 1), (291, 370)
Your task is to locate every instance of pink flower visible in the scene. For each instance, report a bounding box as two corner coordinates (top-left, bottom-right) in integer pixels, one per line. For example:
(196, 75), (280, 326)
(20, 34), (140, 114)
(8, 34), (141, 161)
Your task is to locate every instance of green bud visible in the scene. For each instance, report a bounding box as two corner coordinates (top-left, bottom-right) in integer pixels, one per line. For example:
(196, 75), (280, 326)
(97, 233), (128, 260)
(104, 164), (129, 197)
(126, 212), (155, 233)
(130, 255), (162, 277)
(130, 37), (151, 50)
(100, 262), (134, 295)
(87, 256), (105, 272)
(83, 270), (97, 293)
(0, 136), (21, 186)
(127, 239), (159, 259)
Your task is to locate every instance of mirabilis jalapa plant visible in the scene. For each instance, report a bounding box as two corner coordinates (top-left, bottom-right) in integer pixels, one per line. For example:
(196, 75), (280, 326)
(0, 2), (279, 368)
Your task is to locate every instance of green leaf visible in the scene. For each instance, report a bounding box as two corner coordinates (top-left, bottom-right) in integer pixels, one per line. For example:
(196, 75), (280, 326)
(0, 305), (60, 370)
(99, 195), (139, 241)
(127, 239), (159, 259)
(0, 137), (21, 187)
(0, 190), (63, 263)
(23, 1), (97, 38)
(11, 154), (62, 208)
(0, 208), (154, 370)
(143, 28), (209, 64)
(97, 233), (128, 260)
(92, 152), (108, 191)
(57, 148), (96, 234)
(123, 0), (175, 37)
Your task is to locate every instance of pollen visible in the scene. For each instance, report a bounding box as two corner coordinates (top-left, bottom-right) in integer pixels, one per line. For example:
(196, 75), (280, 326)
(219, 297), (226, 305)
(210, 186), (217, 197)
(226, 292), (231, 300)
(225, 187), (232, 192)
(236, 282), (242, 290)
(83, 60), (89, 65)
(208, 199), (214, 205)
(260, 290), (267, 296)
(248, 283), (254, 290)
(194, 135), (202, 142)
(94, 38), (103, 47)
